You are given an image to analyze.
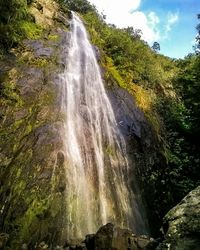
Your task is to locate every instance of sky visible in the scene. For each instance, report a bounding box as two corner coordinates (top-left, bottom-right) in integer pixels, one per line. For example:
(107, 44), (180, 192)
(88, 0), (200, 58)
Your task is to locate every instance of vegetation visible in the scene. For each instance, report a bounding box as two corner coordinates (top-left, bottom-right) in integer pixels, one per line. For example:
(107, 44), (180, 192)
(195, 14), (200, 53)
(0, 0), (40, 51)
(58, 0), (95, 13)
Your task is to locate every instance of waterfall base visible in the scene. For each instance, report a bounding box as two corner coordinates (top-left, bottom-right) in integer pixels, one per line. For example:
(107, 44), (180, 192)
(0, 224), (158, 250)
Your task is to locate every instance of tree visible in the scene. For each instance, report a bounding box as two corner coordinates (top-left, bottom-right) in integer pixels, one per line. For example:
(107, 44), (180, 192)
(0, 0), (35, 50)
(152, 42), (160, 52)
(0, 0), (28, 24)
(195, 14), (200, 54)
(62, 0), (95, 13)
(124, 27), (142, 39)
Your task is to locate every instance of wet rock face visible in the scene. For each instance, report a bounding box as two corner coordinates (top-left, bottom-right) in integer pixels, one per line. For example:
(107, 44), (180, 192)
(157, 186), (200, 250)
(107, 84), (156, 152)
(107, 82), (160, 173)
(0, 0), (70, 248)
(107, 83), (162, 234)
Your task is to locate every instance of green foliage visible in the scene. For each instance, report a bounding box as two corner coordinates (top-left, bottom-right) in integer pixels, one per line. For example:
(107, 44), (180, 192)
(82, 10), (176, 91)
(20, 21), (43, 39)
(0, 68), (23, 107)
(57, 0), (95, 13)
(48, 34), (60, 41)
(0, 23), (21, 49)
(0, 0), (28, 24)
(152, 41), (160, 52)
(0, 0), (37, 50)
(174, 55), (200, 147)
(150, 53), (200, 216)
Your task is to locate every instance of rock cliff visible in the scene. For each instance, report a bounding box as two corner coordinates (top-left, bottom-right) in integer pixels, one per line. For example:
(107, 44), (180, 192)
(0, 0), (72, 248)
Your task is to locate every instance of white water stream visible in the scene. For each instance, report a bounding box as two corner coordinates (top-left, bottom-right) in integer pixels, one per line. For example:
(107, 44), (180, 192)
(59, 13), (146, 238)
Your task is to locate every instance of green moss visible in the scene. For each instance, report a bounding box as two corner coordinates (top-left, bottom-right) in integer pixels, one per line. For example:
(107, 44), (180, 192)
(19, 55), (49, 68)
(16, 168), (22, 178)
(17, 51), (33, 65)
(48, 34), (60, 42)
(1, 82), (23, 106)
(18, 51), (58, 70)
(49, 193), (63, 218)
(15, 196), (51, 241)
(0, 68), (23, 107)
(12, 172), (63, 244)
(12, 180), (26, 195)
(33, 58), (48, 67)
(20, 21), (43, 40)
(130, 84), (162, 138)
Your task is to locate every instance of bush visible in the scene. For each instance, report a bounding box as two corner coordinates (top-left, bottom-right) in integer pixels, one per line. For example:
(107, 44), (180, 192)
(0, 0), (34, 50)
(58, 0), (95, 13)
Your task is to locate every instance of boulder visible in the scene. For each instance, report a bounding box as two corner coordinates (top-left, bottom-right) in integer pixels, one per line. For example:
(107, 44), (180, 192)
(35, 241), (49, 250)
(63, 239), (86, 250)
(85, 223), (158, 250)
(157, 186), (200, 250)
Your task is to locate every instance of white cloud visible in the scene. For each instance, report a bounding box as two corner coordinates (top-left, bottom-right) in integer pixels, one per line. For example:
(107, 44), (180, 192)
(88, 0), (160, 43)
(163, 12), (179, 38)
(130, 11), (160, 42)
(89, 0), (141, 13)
(88, 1), (179, 44)
(148, 11), (160, 28)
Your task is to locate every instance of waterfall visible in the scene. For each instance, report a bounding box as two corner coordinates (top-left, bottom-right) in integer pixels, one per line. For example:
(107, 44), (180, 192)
(59, 13), (146, 239)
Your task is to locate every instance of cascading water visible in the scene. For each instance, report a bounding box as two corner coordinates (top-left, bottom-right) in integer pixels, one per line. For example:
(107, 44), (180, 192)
(59, 13), (146, 239)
